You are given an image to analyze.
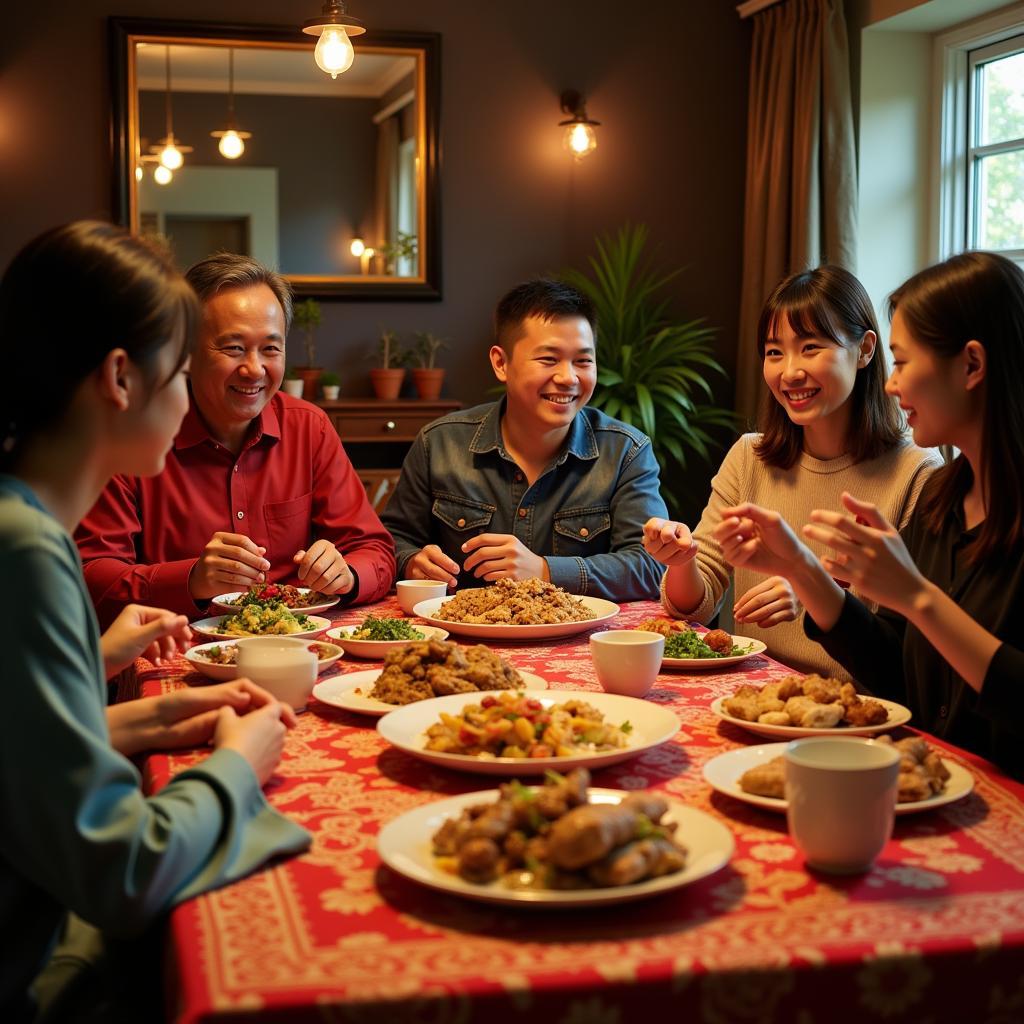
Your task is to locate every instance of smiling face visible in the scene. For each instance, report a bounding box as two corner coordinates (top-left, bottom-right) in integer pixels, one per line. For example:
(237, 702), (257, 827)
(489, 315), (597, 436)
(762, 315), (873, 454)
(189, 284), (286, 447)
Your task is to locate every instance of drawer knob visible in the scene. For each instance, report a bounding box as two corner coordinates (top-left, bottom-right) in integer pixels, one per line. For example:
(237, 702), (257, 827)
(385, 420), (396, 431)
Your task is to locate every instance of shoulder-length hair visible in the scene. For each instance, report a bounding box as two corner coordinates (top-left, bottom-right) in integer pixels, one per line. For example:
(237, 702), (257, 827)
(888, 251), (1024, 564)
(753, 265), (904, 469)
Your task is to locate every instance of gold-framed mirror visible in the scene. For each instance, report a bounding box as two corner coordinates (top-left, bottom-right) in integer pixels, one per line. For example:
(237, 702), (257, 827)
(110, 18), (441, 298)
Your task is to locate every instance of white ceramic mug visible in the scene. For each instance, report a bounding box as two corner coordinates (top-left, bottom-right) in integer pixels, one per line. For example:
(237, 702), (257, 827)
(785, 737), (900, 874)
(589, 630), (665, 698)
(235, 636), (317, 712)
(396, 578), (448, 615)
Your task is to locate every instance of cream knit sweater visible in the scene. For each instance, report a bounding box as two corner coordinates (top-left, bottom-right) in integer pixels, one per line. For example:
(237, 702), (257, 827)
(661, 433), (943, 679)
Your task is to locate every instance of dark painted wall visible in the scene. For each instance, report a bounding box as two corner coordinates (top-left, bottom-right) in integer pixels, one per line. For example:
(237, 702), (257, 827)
(1, 0), (750, 519)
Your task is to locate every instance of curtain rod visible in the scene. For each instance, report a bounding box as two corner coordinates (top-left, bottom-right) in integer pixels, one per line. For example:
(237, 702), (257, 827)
(737, 0), (784, 18)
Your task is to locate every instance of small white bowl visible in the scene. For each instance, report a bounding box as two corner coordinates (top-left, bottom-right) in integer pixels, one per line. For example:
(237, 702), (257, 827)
(589, 629), (665, 698)
(396, 579), (449, 615)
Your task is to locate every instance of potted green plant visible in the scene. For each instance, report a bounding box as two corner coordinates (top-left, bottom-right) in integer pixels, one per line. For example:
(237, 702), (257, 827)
(561, 224), (736, 513)
(410, 331), (448, 400)
(368, 330), (409, 400)
(319, 370), (341, 401)
(379, 231), (418, 275)
(281, 366), (305, 398)
(292, 298), (323, 400)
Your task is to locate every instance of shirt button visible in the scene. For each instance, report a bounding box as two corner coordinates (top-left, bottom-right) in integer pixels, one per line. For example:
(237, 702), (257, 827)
(233, 465), (239, 473)
(236, 511), (245, 520)
(518, 509), (527, 519)
(580, 527), (589, 538)
(457, 518), (466, 528)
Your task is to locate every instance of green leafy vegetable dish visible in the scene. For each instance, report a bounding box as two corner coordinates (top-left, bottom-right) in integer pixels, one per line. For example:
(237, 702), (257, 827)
(347, 615), (425, 642)
(663, 629), (751, 660)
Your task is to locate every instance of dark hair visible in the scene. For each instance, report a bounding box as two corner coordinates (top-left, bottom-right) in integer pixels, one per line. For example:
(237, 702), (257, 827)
(494, 278), (596, 349)
(888, 251), (1024, 563)
(753, 265), (904, 469)
(0, 221), (198, 471)
(185, 252), (293, 332)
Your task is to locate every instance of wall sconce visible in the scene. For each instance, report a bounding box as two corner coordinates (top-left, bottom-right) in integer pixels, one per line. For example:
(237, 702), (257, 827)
(559, 90), (600, 160)
(302, 0), (366, 80)
(350, 237), (375, 274)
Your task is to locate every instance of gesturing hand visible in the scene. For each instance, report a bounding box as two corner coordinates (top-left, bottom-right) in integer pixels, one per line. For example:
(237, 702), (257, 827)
(803, 492), (929, 615)
(733, 576), (799, 628)
(101, 604), (192, 679)
(293, 539), (354, 595)
(642, 517), (698, 567)
(714, 504), (811, 579)
(461, 533), (548, 582)
(189, 531), (270, 600)
(406, 544), (460, 587)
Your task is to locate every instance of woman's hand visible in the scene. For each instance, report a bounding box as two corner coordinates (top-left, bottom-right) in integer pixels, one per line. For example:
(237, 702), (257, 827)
(642, 518), (698, 566)
(100, 604), (192, 679)
(213, 700), (291, 785)
(714, 504), (811, 578)
(803, 493), (930, 615)
(733, 576), (799, 628)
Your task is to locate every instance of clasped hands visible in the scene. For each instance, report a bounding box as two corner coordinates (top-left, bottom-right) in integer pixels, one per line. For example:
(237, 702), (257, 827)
(406, 535), (548, 587)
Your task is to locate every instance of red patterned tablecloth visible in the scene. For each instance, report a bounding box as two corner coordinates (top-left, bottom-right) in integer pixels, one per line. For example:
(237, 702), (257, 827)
(140, 599), (1024, 1024)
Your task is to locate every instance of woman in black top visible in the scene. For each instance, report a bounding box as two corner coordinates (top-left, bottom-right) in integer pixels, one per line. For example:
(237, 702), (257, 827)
(711, 251), (1024, 778)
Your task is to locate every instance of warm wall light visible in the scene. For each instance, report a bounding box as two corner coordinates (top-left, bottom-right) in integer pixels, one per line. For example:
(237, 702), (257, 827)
(302, 1), (366, 80)
(211, 49), (252, 160)
(559, 90), (600, 159)
(153, 164), (173, 186)
(151, 46), (192, 171)
(350, 237), (366, 257)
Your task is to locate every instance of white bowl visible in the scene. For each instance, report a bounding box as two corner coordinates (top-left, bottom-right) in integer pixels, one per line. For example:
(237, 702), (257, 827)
(396, 579), (449, 614)
(589, 629), (665, 698)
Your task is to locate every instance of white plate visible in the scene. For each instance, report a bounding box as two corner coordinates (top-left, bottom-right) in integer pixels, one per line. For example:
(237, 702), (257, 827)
(376, 690), (680, 775)
(313, 669), (549, 717)
(325, 624), (450, 658)
(189, 614), (332, 642)
(412, 594), (619, 640)
(185, 639), (343, 681)
(378, 788), (734, 907)
(210, 589), (341, 614)
(703, 742), (975, 816)
(710, 695), (912, 738)
(662, 634), (768, 670)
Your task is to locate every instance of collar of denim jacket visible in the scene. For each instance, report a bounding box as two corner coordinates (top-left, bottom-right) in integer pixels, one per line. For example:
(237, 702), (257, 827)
(469, 397), (599, 463)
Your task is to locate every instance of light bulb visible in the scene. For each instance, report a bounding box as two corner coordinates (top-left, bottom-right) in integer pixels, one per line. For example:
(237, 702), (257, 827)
(350, 237), (365, 257)
(159, 143), (183, 170)
(314, 26), (354, 79)
(135, 165), (143, 182)
(154, 164), (173, 185)
(565, 122), (597, 158)
(218, 130), (245, 159)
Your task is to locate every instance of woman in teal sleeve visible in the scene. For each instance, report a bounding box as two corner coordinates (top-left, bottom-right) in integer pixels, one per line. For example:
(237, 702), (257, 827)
(0, 222), (311, 1021)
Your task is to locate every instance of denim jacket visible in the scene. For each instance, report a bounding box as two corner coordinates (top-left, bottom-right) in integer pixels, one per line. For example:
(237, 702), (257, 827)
(381, 400), (668, 601)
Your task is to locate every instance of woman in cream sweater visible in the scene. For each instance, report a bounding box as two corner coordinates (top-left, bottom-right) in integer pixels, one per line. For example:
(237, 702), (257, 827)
(643, 266), (941, 678)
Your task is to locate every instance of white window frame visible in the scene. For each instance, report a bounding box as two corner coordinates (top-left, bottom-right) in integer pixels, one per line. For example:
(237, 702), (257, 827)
(933, 3), (1024, 264)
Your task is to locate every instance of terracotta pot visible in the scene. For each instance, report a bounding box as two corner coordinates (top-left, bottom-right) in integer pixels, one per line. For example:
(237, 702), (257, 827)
(281, 379), (305, 397)
(370, 368), (406, 400)
(411, 368), (445, 401)
(295, 366), (322, 401)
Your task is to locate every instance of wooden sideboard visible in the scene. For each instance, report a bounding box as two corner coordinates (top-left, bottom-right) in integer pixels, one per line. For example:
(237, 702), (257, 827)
(315, 399), (461, 512)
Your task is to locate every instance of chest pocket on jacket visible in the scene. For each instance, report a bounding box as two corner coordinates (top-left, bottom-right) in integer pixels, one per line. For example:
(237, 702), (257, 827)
(431, 495), (495, 533)
(553, 506), (611, 555)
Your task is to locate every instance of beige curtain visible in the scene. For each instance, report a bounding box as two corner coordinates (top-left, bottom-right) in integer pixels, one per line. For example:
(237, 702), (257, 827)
(736, 0), (858, 425)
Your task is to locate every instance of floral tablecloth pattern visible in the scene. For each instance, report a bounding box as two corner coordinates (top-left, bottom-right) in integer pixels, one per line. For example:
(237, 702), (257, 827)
(141, 599), (1024, 1024)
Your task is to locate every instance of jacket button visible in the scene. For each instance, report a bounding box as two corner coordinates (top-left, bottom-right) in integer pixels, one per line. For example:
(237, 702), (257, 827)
(939, 705), (948, 718)
(457, 518), (466, 527)
(579, 527), (589, 537)
(518, 509), (527, 519)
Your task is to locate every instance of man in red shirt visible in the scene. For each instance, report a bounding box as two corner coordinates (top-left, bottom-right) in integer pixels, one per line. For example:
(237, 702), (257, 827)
(76, 253), (395, 627)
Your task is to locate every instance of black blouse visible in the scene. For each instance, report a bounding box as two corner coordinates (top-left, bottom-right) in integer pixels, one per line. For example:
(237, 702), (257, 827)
(805, 481), (1024, 780)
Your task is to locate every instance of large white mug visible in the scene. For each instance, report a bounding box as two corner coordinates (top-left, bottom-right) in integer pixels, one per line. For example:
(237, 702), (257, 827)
(589, 630), (665, 698)
(235, 636), (317, 712)
(396, 579), (449, 615)
(785, 737), (900, 874)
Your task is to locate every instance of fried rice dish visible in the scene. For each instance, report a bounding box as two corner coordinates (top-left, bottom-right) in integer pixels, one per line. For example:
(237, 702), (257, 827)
(434, 578), (596, 625)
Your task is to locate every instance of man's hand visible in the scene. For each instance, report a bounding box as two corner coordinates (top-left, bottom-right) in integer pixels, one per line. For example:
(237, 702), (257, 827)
(293, 539), (355, 595)
(188, 532), (270, 600)
(642, 517), (698, 567)
(100, 604), (192, 679)
(405, 544), (461, 587)
(461, 534), (548, 582)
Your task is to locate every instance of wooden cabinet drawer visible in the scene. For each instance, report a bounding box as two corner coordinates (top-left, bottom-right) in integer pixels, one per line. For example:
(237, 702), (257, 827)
(318, 400), (460, 443)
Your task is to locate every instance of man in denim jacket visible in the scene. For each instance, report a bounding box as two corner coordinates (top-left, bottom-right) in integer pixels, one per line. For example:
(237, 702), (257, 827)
(381, 279), (667, 600)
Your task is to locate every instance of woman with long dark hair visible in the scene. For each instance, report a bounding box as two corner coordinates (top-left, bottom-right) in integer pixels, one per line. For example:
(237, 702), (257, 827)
(0, 222), (309, 1021)
(715, 251), (1024, 776)
(643, 265), (940, 677)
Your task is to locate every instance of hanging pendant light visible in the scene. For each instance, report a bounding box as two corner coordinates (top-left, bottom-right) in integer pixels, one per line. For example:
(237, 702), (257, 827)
(150, 46), (192, 170)
(302, 0), (365, 80)
(210, 49), (252, 160)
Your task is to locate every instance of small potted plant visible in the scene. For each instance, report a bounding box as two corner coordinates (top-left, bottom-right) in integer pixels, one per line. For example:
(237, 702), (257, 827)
(292, 298), (323, 400)
(320, 370), (341, 401)
(368, 330), (408, 400)
(410, 331), (448, 400)
(281, 367), (305, 398)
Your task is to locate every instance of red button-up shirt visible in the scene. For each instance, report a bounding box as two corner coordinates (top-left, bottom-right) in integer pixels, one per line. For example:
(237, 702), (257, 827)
(76, 393), (396, 627)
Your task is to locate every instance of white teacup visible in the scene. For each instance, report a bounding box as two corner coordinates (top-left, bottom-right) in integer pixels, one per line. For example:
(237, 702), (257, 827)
(589, 630), (665, 698)
(785, 737), (900, 874)
(396, 579), (448, 614)
(235, 637), (317, 712)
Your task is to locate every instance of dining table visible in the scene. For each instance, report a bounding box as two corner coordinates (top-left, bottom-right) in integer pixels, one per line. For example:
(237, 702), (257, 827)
(137, 597), (1024, 1024)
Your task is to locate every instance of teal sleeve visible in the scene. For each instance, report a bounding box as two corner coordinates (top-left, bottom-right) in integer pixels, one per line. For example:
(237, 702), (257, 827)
(0, 531), (310, 938)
